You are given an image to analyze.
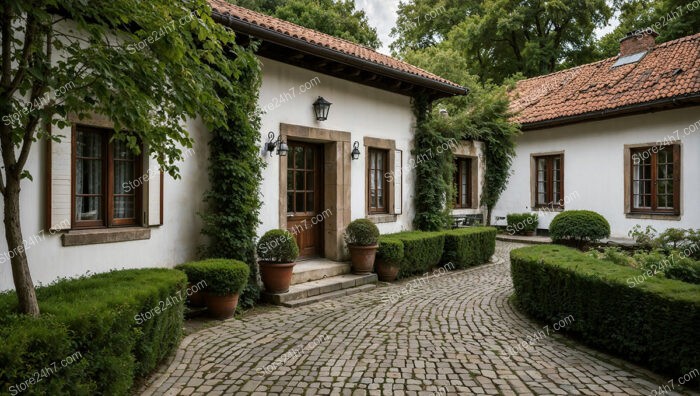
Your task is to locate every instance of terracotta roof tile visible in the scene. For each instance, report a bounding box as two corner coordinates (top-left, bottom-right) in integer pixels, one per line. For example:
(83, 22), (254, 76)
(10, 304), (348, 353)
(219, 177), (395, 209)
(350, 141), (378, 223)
(208, 0), (464, 91)
(510, 33), (700, 126)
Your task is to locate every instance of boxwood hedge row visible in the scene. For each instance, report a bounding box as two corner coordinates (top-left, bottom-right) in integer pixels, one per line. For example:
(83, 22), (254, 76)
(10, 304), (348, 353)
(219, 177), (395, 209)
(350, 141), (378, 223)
(0, 268), (187, 395)
(380, 227), (496, 278)
(511, 245), (700, 383)
(442, 227), (497, 269)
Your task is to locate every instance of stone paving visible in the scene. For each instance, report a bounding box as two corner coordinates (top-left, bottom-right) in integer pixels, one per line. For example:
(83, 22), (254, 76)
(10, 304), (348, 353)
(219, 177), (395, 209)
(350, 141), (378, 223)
(141, 242), (690, 396)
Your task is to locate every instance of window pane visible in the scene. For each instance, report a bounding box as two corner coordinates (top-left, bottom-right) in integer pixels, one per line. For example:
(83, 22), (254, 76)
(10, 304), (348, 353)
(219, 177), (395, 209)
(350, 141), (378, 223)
(295, 192), (304, 212)
(306, 192), (314, 211)
(77, 160), (102, 194)
(307, 171), (314, 190)
(77, 131), (102, 157)
(295, 171), (304, 192)
(75, 129), (103, 223)
(113, 159), (134, 195)
(76, 197), (102, 221)
(294, 147), (304, 168)
(113, 197), (135, 219)
(287, 192), (294, 213)
(306, 149), (315, 170)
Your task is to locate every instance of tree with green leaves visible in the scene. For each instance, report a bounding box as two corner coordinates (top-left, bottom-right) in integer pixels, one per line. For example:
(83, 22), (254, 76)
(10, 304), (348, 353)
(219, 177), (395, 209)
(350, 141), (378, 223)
(393, 0), (611, 83)
(0, 0), (257, 315)
(597, 0), (700, 58)
(233, 0), (381, 49)
(390, 0), (478, 56)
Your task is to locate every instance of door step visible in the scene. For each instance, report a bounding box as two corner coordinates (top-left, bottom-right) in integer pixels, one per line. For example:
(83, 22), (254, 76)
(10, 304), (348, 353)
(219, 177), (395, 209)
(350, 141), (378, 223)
(291, 260), (351, 285)
(263, 273), (377, 307)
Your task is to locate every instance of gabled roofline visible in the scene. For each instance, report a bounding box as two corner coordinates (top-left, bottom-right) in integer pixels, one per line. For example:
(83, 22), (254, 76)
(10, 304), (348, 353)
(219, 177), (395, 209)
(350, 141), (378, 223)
(211, 10), (468, 99)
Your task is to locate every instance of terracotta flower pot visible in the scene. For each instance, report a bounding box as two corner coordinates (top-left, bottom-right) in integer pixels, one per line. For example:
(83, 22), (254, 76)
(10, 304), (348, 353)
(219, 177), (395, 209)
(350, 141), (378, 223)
(259, 261), (296, 293)
(187, 283), (206, 308)
(348, 245), (378, 274)
(205, 293), (240, 319)
(375, 259), (399, 282)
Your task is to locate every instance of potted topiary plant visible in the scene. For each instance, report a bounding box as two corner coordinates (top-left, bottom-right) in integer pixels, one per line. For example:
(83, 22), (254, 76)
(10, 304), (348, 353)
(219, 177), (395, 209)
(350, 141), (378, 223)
(175, 262), (206, 308)
(344, 219), (380, 274)
(184, 259), (249, 319)
(257, 229), (300, 293)
(375, 238), (404, 282)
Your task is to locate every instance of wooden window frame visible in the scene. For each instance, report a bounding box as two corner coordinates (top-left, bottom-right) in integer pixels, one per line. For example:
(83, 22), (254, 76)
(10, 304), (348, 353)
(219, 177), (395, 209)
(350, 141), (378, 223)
(629, 144), (680, 215)
(71, 125), (143, 229)
(367, 148), (389, 214)
(533, 154), (564, 209)
(454, 157), (473, 209)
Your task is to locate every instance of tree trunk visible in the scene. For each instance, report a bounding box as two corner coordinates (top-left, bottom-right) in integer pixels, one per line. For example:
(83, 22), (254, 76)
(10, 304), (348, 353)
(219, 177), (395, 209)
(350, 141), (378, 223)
(3, 173), (40, 316)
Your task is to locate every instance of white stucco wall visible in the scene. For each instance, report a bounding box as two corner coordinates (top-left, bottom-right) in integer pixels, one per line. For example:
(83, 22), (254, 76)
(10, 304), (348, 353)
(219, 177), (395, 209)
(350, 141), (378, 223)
(256, 58), (417, 236)
(492, 107), (700, 237)
(0, 118), (210, 291)
(0, 55), (423, 290)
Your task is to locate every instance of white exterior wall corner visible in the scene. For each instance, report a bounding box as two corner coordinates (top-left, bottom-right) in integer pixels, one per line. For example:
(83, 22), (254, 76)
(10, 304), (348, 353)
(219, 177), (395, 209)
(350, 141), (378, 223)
(492, 107), (700, 237)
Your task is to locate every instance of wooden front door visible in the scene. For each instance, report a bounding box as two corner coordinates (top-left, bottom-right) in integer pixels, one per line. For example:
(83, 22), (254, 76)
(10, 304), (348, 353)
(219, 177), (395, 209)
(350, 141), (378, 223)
(286, 142), (324, 259)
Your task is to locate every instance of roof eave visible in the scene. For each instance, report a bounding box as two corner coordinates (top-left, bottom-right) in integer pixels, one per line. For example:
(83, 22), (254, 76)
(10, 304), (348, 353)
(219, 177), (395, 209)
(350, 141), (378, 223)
(212, 11), (468, 99)
(518, 93), (700, 131)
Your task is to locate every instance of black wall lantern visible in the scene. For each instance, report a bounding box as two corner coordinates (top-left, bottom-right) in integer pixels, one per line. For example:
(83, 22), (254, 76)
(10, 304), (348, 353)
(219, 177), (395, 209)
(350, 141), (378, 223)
(265, 131), (289, 157)
(351, 141), (361, 160)
(313, 96), (332, 121)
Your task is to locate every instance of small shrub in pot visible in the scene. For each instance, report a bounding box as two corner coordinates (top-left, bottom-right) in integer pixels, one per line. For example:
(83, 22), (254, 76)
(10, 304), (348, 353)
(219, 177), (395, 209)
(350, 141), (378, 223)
(375, 238), (404, 281)
(344, 219), (380, 274)
(257, 230), (300, 293)
(183, 259), (249, 319)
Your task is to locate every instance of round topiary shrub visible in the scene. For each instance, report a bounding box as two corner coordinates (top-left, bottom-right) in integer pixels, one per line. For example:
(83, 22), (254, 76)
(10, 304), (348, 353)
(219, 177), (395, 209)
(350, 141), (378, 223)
(549, 210), (610, 248)
(182, 259), (250, 296)
(256, 229), (299, 263)
(344, 219), (380, 246)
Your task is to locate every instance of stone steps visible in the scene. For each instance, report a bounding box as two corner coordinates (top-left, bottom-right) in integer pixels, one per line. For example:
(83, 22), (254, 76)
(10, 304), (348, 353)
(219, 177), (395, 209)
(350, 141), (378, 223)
(263, 272), (377, 307)
(291, 260), (351, 285)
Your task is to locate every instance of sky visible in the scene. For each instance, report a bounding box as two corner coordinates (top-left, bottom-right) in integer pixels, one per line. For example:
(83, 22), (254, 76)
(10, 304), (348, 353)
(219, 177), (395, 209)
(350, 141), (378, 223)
(354, 0), (620, 55)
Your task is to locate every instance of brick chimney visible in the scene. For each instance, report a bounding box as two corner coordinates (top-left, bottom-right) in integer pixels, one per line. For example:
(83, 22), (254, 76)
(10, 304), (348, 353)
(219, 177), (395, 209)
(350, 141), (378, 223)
(619, 30), (659, 56)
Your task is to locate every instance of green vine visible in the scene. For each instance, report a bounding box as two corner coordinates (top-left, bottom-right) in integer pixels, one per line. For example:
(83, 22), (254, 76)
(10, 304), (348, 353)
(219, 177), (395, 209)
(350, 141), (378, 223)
(412, 95), (454, 231)
(201, 45), (265, 308)
(412, 81), (519, 229)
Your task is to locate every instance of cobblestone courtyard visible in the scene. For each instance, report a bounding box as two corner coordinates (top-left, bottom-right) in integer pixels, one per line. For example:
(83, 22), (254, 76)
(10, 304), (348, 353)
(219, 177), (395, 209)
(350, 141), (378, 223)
(141, 242), (688, 396)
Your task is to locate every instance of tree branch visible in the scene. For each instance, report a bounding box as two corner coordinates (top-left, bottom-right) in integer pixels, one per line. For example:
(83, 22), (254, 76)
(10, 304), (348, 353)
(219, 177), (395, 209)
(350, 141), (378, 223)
(16, 29), (51, 173)
(6, 14), (39, 96)
(1, 2), (12, 89)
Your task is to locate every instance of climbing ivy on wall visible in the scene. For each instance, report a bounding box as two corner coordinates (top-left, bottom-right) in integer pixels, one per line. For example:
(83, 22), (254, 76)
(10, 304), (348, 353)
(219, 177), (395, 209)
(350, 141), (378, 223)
(412, 80), (519, 230)
(412, 96), (455, 231)
(201, 46), (265, 308)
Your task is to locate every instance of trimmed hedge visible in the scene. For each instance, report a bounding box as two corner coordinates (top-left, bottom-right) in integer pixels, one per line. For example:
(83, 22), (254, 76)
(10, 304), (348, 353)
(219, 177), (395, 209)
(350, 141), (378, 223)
(506, 213), (538, 235)
(442, 227), (497, 269)
(177, 259), (250, 296)
(379, 227), (497, 278)
(380, 231), (445, 278)
(0, 269), (187, 395)
(376, 238), (404, 265)
(511, 245), (700, 382)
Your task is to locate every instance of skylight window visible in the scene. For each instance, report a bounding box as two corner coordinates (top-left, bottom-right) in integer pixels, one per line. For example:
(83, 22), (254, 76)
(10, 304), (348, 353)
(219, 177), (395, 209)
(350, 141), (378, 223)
(612, 51), (647, 68)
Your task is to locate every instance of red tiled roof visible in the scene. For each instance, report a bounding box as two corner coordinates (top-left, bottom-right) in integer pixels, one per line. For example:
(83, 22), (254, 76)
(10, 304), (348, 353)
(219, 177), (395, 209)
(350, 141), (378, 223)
(510, 33), (700, 128)
(208, 0), (465, 93)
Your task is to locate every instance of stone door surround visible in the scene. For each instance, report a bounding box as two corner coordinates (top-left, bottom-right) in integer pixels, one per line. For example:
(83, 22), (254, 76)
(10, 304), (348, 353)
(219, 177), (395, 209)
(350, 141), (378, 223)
(278, 123), (352, 261)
